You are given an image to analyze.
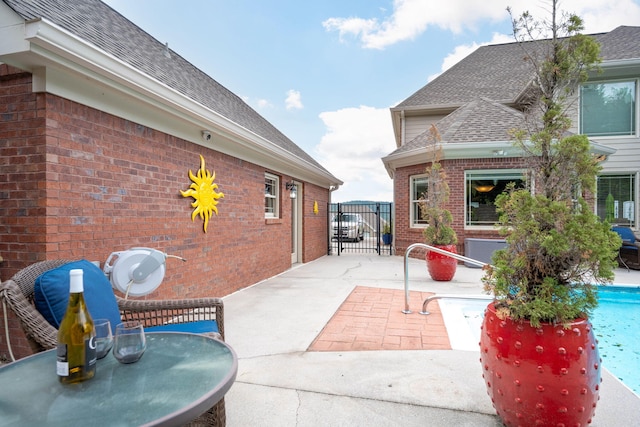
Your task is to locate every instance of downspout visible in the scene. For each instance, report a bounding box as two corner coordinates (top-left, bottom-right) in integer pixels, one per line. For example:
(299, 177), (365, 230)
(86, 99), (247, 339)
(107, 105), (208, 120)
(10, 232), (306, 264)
(328, 185), (341, 255)
(397, 110), (405, 256)
(329, 184), (340, 204)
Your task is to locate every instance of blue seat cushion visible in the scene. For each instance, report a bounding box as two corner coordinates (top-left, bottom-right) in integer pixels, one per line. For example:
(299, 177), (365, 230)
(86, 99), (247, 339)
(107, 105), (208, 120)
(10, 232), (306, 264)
(146, 320), (218, 335)
(34, 260), (122, 330)
(612, 227), (638, 249)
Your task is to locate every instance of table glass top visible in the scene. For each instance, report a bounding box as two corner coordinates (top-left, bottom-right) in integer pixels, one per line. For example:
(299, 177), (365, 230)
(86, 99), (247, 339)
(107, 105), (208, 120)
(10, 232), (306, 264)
(0, 333), (237, 427)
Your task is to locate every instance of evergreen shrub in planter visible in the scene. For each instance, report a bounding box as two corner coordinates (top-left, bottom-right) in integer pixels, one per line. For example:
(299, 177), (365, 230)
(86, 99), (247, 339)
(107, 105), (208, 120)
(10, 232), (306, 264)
(479, 3), (621, 425)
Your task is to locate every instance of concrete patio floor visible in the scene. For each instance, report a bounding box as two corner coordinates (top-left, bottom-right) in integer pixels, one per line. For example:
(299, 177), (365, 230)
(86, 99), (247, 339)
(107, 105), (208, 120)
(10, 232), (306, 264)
(222, 254), (640, 426)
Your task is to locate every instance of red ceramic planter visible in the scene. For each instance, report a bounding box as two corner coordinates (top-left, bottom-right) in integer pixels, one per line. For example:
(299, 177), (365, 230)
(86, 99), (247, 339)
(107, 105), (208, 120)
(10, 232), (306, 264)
(480, 302), (601, 427)
(425, 244), (457, 281)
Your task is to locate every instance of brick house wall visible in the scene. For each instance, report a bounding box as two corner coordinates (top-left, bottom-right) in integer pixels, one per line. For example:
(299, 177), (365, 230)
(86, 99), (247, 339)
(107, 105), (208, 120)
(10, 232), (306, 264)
(302, 184), (331, 260)
(0, 65), (330, 359)
(393, 156), (528, 259)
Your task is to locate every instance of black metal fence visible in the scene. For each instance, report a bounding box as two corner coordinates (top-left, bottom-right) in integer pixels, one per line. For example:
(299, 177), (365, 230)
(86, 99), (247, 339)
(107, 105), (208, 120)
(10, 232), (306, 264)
(328, 202), (393, 255)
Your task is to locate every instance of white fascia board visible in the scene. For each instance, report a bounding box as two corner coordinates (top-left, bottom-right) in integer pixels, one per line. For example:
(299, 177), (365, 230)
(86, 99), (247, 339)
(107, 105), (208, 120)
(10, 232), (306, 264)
(598, 58), (640, 76)
(390, 104), (461, 114)
(441, 141), (523, 159)
(3, 17), (340, 188)
(590, 141), (617, 156)
(381, 141), (519, 177)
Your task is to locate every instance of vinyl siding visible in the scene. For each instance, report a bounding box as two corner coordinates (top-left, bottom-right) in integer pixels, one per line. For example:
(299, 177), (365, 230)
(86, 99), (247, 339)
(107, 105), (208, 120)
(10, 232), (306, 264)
(404, 114), (448, 145)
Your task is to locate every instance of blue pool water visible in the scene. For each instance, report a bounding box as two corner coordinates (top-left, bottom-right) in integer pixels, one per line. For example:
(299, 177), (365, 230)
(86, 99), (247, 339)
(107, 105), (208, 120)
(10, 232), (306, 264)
(591, 286), (640, 395)
(443, 286), (640, 395)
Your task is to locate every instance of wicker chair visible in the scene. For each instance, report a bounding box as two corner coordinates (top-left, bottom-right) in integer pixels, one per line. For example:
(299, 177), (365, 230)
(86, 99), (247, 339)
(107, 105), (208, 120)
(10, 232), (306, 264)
(0, 259), (226, 426)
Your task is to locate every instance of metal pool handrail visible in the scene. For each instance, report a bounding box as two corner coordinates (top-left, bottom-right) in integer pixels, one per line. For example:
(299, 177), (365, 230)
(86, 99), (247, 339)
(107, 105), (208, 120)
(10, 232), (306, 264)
(403, 242), (491, 314)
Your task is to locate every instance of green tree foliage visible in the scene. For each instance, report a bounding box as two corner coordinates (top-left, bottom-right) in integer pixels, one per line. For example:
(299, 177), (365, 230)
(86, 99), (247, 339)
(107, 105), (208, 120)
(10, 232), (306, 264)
(482, 1), (621, 327)
(419, 125), (457, 246)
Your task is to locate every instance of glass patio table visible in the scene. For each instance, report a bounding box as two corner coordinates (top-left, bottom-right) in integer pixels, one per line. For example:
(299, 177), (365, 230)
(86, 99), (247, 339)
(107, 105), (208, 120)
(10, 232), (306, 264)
(0, 332), (237, 427)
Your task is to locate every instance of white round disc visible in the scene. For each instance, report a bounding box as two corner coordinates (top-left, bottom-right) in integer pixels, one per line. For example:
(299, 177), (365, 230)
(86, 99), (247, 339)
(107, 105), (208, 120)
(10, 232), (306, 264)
(110, 249), (165, 296)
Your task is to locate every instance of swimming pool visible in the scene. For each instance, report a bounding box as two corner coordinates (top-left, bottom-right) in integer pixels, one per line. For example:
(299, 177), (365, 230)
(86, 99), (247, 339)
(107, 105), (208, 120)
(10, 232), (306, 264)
(591, 286), (640, 395)
(440, 286), (640, 395)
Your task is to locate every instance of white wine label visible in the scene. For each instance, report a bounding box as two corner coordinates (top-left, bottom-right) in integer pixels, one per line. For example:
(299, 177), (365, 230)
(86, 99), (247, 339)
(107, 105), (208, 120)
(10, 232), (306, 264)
(56, 344), (69, 376)
(56, 361), (69, 376)
(86, 337), (97, 368)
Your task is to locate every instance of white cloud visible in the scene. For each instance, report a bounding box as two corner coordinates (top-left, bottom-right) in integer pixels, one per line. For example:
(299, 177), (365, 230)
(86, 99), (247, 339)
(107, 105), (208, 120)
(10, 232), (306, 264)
(285, 89), (303, 110)
(580, 0), (640, 33)
(322, 17), (378, 43)
(323, 0), (507, 49)
(423, 1), (640, 80)
(507, 0), (640, 34)
(243, 95), (273, 109)
(315, 106), (396, 202)
(257, 98), (272, 109)
(323, 0), (640, 50)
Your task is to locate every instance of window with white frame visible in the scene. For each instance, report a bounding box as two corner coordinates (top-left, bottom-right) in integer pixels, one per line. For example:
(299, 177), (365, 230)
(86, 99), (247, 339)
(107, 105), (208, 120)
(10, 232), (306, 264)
(410, 175), (429, 226)
(580, 80), (637, 137)
(265, 173), (279, 218)
(466, 170), (525, 227)
(597, 174), (636, 227)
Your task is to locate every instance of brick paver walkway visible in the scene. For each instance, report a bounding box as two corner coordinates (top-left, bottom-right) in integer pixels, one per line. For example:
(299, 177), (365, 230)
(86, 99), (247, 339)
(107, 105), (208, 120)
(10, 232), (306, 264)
(308, 286), (451, 351)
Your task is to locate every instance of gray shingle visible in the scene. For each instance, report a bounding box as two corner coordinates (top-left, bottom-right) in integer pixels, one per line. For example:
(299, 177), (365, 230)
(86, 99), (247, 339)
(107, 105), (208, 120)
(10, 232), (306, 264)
(391, 98), (525, 155)
(598, 26), (640, 60)
(3, 0), (329, 172)
(397, 26), (640, 109)
(397, 42), (536, 108)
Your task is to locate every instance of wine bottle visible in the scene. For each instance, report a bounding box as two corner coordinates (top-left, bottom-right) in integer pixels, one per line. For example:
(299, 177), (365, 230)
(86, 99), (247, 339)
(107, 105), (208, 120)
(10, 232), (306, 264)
(56, 269), (97, 384)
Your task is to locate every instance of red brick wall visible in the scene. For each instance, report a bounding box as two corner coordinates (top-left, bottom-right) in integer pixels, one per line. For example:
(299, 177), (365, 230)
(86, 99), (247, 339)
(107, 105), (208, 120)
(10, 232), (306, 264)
(393, 156), (528, 258)
(0, 66), (330, 359)
(0, 65), (48, 271)
(302, 183), (331, 261)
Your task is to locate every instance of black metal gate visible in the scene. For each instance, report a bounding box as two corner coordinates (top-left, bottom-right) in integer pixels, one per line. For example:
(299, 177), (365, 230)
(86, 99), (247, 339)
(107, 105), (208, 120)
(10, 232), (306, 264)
(328, 202), (393, 255)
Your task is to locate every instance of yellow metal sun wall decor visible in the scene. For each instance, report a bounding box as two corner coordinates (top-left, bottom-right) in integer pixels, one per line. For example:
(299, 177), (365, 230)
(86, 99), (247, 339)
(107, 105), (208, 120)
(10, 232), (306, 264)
(181, 155), (224, 233)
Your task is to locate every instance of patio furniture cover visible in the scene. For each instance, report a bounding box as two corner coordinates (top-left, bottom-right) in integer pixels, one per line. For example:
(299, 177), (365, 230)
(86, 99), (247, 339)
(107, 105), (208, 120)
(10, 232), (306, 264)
(612, 226), (640, 270)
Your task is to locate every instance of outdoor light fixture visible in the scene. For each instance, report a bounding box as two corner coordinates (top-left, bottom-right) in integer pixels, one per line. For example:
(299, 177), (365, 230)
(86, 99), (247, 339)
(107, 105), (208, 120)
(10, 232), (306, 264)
(286, 181), (297, 199)
(475, 185), (495, 193)
(201, 130), (212, 142)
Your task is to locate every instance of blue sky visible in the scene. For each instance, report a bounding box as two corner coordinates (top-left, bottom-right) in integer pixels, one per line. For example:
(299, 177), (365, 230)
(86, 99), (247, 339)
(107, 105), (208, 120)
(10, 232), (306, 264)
(102, 0), (640, 202)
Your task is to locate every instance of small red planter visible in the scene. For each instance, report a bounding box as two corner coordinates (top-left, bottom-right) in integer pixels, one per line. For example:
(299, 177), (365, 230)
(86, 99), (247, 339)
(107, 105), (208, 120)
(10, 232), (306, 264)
(480, 302), (601, 427)
(425, 244), (457, 281)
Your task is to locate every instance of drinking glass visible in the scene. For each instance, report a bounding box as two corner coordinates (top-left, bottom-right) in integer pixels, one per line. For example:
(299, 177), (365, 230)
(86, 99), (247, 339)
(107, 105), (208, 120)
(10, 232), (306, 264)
(113, 321), (146, 364)
(94, 318), (113, 359)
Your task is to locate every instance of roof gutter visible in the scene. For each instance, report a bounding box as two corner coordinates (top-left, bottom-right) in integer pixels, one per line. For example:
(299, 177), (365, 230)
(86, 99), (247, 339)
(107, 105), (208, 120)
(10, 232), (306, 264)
(600, 57), (640, 69)
(381, 140), (617, 179)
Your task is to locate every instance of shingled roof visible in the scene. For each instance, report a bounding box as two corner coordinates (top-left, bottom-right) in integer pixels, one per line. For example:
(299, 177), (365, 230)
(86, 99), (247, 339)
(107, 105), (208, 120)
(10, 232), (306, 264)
(392, 98), (525, 155)
(396, 26), (640, 109)
(388, 26), (640, 156)
(2, 0), (330, 174)
(397, 42), (537, 108)
(598, 26), (640, 60)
